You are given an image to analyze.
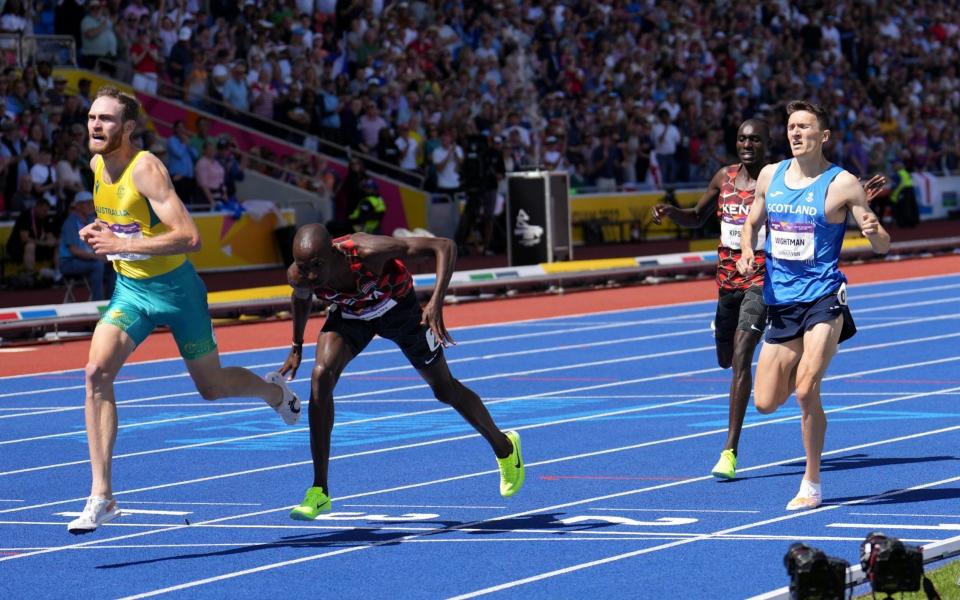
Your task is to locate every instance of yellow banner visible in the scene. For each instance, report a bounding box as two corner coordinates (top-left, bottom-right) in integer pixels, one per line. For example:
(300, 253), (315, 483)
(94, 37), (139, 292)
(191, 210), (295, 271)
(0, 210), (295, 273)
(570, 189), (704, 243)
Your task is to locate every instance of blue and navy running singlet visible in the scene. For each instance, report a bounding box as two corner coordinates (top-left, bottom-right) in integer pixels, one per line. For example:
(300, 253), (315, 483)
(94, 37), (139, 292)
(763, 159), (846, 306)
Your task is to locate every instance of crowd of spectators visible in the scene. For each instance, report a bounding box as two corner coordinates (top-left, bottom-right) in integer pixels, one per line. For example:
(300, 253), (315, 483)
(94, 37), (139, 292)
(1, 0), (958, 264)
(33, 0), (960, 195)
(0, 58), (247, 290)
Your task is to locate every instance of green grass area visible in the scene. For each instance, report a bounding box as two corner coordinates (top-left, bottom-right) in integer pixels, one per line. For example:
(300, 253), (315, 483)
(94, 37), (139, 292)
(854, 559), (960, 599)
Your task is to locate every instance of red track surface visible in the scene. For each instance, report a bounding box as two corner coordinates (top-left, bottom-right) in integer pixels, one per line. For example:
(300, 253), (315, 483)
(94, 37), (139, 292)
(2, 255), (958, 377)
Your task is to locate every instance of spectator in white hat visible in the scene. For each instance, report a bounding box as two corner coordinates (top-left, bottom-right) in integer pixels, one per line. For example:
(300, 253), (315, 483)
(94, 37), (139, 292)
(58, 191), (115, 301)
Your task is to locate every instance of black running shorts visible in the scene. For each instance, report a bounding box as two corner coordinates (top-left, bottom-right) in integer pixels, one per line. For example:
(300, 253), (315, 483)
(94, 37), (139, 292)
(714, 285), (767, 343)
(322, 292), (443, 369)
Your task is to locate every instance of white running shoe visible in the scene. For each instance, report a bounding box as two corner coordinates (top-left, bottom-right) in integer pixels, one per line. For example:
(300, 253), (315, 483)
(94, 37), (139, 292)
(67, 496), (120, 534)
(265, 371), (301, 425)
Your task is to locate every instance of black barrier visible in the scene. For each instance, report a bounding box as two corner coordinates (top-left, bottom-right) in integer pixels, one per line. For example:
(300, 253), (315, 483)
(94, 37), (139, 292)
(506, 171), (571, 266)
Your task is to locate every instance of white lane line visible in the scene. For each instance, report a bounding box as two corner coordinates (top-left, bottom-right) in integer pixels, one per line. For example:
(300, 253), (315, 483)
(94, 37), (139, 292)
(849, 512), (960, 518)
(0, 359), (725, 468)
(0, 324), (719, 413)
(0, 406), (272, 445)
(2, 271), (956, 385)
(342, 504), (507, 510)
(1, 331), (958, 479)
(120, 501), (261, 507)
(5, 389), (949, 413)
(0, 311), (711, 396)
(447, 474), (960, 600)
(828, 522), (960, 531)
(55, 508), (191, 517)
(117, 432), (960, 600)
(3, 384), (958, 573)
(854, 282), (960, 300)
(3, 344), (955, 480)
(0, 391), (198, 421)
(2, 278), (956, 396)
(0, 403), (263, 410)
(2, 304), (955, 423)
(0, 514), (947, 546)
(590, 508), (761, 514)
(0, 534), (942, 554)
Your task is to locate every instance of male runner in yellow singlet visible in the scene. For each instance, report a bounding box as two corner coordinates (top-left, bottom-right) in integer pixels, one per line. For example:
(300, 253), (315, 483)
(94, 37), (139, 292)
(67, 87), (300, 534)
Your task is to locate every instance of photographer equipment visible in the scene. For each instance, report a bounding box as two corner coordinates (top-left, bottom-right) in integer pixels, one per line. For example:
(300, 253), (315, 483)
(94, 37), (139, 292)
(859, 532), (927, 597)
(783, 543), (849, 600)
(462, 135), (489, 191)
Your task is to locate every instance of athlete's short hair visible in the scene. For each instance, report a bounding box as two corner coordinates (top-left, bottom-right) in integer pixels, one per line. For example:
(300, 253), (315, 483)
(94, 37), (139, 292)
(95, 86), (140, 124)
(786, 100), (829, 131)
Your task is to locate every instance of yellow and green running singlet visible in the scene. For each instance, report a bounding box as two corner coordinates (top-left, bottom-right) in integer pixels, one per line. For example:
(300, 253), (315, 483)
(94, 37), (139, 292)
(93, 151), (185, 279)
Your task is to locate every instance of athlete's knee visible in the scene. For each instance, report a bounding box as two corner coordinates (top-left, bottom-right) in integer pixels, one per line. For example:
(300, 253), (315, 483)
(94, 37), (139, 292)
(753, 386), (786, 414)
(311, 364), (338, 394)
(195, 380), (221, 401)
(794, 379), (823, 413)
(753, 394), (778, 415)
(432, 378), (465, 405)
(432, 383), (457, 405)
(84, 360), (118, 392)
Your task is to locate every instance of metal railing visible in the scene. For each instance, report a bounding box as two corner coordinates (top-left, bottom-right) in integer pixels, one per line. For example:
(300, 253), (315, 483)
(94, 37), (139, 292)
(0, 33), (76, 67)
(144, 111), (331, 225)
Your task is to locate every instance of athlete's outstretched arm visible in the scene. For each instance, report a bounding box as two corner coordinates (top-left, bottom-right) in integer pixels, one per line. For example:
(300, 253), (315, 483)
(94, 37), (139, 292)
(279, 264), (315, 380)
(651, 168), (723, 228)
(839, 172), (891, 254)
(84, 154), (201, 256)
(736, 163), (775, 276)
(356, 233), (458, 346)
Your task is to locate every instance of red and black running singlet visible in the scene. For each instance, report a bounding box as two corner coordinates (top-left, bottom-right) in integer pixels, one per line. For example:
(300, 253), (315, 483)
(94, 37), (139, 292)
(716, 164), (766, 291)
(314, 236), (414, 320)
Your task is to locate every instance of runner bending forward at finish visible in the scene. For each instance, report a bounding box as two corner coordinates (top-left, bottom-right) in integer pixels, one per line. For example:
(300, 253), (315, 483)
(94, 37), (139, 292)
(278, 224), (523, 519)
(737, 100), (890, 510)
(68, 87), (300, 534)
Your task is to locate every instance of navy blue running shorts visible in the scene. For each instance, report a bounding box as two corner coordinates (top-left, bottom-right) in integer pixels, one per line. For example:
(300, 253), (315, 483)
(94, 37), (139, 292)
(764, 284), (857, 345)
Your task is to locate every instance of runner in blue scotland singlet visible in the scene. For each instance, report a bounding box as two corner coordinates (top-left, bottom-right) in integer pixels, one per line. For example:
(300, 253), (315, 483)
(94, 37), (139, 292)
(736, 100), (889, 513)
(763, 159), (845, 307)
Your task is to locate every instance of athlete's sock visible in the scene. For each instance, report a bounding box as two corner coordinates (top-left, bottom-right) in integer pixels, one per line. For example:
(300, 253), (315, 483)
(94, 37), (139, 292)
(798, 479), (821, 498)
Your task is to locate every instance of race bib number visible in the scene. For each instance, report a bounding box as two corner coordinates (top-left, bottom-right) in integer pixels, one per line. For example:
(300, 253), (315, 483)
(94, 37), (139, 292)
(769, 220), (814, 261)
(106, 222), (150, 262)
(720, 219), (766, 251)
(341, 297), (398, 321)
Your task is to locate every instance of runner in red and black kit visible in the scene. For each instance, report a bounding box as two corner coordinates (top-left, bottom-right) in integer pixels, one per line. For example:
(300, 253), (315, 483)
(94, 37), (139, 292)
(652, 119), (771, 480)
(277, 224), (524, 519)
